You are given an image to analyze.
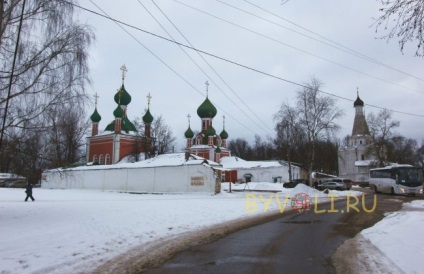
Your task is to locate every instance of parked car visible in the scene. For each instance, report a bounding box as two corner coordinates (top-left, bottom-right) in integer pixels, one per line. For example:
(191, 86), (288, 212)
(329, 178), (352, 190)
(283, 179), (308, 188)
(317, 181), (347, 191)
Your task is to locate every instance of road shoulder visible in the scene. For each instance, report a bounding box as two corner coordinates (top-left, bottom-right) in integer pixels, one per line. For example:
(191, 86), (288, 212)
(331, 234), (403, 274)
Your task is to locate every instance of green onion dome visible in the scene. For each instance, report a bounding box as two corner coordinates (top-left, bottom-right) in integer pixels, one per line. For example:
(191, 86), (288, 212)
(113, 105), (124, 118)
(142, 108), (154, 124)
(184, 126), (194, 138)
(220, 129), (228, 139)
(104, 116), (137, 132)
(104, 121), (114, 131)
(197, 97), (217, 118)
(122, 116), (137, 132)
(90, 108), (101, 123)
(206, 125), (216, 136)
(215, 146), (221, 153)
(354, 95), (364, 107)
(114, 84), (132, 106)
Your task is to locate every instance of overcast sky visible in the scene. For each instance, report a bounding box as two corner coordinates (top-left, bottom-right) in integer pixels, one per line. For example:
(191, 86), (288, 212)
(77, 0), (424, 151)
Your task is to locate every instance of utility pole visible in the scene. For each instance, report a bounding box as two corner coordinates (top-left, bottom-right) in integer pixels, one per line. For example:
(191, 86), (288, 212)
(286, 124), (292, 182)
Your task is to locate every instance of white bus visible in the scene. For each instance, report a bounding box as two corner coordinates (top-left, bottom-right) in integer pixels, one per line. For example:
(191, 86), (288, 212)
(369, 165), (423, 195)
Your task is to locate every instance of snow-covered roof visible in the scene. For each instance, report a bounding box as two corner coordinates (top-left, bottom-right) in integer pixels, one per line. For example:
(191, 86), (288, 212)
(87, 130), (139, 138)
(219, 156), (283, 169)
(355, 160), (374, 167)
(0, 173), (26, 179)
(190, 145), (211, 149)
(46, 153), (220, 172)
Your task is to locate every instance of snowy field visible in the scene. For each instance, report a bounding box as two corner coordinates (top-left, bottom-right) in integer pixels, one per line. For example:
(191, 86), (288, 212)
(0, 183), (422, 273)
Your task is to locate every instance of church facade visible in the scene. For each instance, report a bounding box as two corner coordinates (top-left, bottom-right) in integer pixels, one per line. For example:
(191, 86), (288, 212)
(184, 82), (231, 163)
(338, 92), (376, 184)
(86, 65), (154, 165)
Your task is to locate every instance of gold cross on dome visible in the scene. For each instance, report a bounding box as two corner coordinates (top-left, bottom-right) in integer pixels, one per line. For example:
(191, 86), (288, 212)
(94, 92), (99, 107)
(120, 64), (127, 84)
(187, 114), (191, 125)
(205, 80), (209, 97)
(223, 115), (225, 128)
(147, 92), (152, 108)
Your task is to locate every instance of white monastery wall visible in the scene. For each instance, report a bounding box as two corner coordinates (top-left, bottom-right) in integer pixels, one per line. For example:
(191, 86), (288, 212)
(42, 165), (216, 193)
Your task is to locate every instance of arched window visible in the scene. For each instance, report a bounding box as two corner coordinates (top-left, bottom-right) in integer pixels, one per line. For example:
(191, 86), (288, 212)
(105, 154), (110, 165)
(196, 135), (202, 145)
(93, 155), (98, 164)
(99, 154), (104, 165)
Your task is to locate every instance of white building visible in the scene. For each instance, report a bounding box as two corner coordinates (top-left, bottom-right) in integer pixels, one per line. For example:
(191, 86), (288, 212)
(219, 156), (300, 183)
(338, 93), (376, 183)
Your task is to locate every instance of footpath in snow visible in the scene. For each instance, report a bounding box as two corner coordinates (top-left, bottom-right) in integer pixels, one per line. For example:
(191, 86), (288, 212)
(0, 183), (422, 273)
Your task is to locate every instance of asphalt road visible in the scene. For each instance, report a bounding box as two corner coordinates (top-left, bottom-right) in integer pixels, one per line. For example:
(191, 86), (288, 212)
(145, 190), (423, 274)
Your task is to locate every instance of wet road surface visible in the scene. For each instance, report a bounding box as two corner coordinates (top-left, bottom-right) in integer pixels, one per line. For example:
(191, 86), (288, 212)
(145, 190), (423, 274)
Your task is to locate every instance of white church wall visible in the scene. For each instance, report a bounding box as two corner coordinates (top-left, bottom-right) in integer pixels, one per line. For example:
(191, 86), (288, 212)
(236, 166), (289, 183)
(103, 169), (128, 191)
(126, 168), (155, 192)
(42, 164), (216, 193)
(83, 170), (105, 190)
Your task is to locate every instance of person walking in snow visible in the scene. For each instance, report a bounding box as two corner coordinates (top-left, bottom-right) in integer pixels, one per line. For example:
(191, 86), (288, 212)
(25, 183), (35, 202)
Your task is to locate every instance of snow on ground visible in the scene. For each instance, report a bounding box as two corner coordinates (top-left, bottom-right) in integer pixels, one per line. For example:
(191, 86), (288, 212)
(0, 183), (417, 273)
(361, 199), (424, 274)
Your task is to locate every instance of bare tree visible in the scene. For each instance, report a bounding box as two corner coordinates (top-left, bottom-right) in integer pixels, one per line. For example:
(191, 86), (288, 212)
(367, 109), (400, 166)
(388, 135), (419, 165)
(128, 115), (176, 161)
(43, 104), (89, 168)
(275, 77), (343, 184)
(251, 135), (275, 160)
(0, 0), (94, 149)
(151, 115), (176, 155)
(227, 138), (252, 159)
(375, 0), (424, 56)
(274, 103), (305, 181)
(417, 140), (424, 167)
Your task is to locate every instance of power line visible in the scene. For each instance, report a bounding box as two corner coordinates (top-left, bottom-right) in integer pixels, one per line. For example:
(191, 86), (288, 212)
(175, 0), (422, 94)
(65, 1), (424, 118)
(86, 0), (260, 136)
(137, 0), (272, 134)
(239, 0), (424, 83)
(149, 0), (274, 133)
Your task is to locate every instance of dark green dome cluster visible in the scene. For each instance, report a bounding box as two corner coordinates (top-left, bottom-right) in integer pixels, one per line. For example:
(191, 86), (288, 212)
(142, 108), (154, 124)
(184, 126), (194, 138)
(114, 84), (132, 106)
(206, 125), (216, 136)
(90, 108), (101, 123)
(105, 116), (136, 132)
(197, 97), (217, 118)
(220, 129), (228, 139)
(113, 105), (124, 118)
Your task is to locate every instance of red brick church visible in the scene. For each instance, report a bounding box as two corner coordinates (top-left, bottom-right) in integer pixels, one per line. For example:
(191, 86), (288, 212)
(86, 65), (154, 164)
(184, 81), (231, 162)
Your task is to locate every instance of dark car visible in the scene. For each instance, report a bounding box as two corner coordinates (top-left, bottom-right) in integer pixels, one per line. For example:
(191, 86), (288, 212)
(283, 179), (308, 188)
(317, 181), (347, 191)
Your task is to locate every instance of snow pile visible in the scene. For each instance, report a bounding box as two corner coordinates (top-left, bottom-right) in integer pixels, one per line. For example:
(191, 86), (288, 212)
(290, 184), (327, 198)
(361, 200), (424, 273)
(221, 182), (283, 192)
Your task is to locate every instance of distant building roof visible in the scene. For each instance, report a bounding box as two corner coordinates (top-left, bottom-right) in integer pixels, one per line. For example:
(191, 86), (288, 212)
(219, 156), (283, 169)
